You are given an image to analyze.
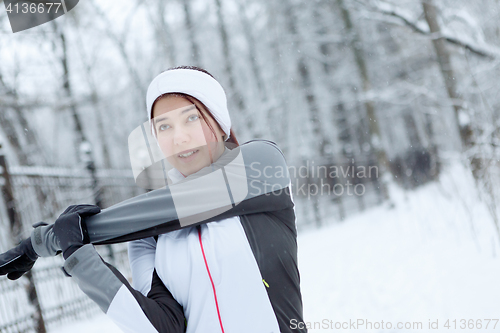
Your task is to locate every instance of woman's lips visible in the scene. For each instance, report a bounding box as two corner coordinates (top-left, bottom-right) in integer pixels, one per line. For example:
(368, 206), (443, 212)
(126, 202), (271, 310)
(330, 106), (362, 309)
(177, 149), (199, 163)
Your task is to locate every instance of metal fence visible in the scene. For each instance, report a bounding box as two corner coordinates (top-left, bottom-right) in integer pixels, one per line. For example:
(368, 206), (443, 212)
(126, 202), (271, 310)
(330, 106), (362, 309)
(0, 150), (143, 333)
(0, 246), (130, 333)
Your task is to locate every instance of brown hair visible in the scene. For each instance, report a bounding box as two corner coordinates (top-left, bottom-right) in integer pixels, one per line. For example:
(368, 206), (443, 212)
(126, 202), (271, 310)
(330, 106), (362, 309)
(150, 66), (239, 146)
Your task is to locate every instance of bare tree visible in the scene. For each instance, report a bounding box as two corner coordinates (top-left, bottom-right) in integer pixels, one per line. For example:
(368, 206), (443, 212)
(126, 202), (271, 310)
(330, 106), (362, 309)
(236, 0), (266, 99)
(311, 4), (347, 219)
(88, 0), (145, 100)
(282, 0), (335, 225)
(0, 66), (61, 221)
(335, 0), (390, 201)
(422, 1), (471, 150)
(262, 0), (293, 156)
(54, 22), (87, 151)
(214, 0), (259, 138)
(147, 0), (178, 67)
(181, 0), (202, 66)
(422, 0), (499, 237)
(71, 17), (113, 169)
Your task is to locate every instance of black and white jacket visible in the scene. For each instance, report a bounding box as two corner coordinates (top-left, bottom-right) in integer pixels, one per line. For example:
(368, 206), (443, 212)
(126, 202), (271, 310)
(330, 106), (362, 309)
(60, 140), (306, 333)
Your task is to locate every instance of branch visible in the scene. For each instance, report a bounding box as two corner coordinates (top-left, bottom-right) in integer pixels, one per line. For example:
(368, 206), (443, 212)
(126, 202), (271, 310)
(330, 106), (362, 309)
(0, 95), (94, 110)
(370, 2), (500, 59)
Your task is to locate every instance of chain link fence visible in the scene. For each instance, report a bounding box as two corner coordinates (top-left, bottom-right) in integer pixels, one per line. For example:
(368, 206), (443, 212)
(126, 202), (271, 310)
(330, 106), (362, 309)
(0, 150), (144, 333)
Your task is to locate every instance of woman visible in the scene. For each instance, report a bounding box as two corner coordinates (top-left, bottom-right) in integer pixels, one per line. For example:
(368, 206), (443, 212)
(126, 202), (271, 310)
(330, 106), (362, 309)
(0, 66), (306, 333)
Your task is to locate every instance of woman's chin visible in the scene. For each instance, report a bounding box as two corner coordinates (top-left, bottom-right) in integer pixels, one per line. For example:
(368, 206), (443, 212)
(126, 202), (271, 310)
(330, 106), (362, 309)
(175, 155), (211, 176)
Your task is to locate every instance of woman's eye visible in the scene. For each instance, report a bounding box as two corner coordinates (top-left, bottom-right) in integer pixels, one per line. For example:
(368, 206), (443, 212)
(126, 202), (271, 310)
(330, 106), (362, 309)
(158, 124), (170, 131)
(188, 114), (199, 122)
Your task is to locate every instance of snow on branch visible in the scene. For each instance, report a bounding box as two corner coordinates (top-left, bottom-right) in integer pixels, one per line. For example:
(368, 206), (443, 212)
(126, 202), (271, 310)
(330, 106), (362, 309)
(0, 95), (94, 111)
(368, 1), (500, 59)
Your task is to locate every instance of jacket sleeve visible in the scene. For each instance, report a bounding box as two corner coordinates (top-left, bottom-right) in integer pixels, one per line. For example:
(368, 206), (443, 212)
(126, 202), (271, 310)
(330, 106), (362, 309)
(62, 244), (185, 333)
(86, 140), (294, 245)
(128, 238), (156, 296)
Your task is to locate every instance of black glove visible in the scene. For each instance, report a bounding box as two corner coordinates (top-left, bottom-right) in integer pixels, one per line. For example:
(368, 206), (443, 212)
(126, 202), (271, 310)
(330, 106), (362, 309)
(0, 237), (39, 280)
(53, 205), (101, 260)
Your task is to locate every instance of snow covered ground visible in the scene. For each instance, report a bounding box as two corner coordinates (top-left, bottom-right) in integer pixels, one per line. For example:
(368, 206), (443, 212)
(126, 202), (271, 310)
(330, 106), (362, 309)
(49, 163), (500, 332)
(299, 163), (500, 332)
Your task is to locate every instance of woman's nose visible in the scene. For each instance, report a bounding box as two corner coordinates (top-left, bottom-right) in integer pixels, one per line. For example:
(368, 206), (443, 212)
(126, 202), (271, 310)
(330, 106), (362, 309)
(173, 126), (190, 145)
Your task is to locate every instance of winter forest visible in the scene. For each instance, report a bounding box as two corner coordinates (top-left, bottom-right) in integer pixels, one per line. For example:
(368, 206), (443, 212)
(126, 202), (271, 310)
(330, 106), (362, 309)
(1, 0), (500, 332)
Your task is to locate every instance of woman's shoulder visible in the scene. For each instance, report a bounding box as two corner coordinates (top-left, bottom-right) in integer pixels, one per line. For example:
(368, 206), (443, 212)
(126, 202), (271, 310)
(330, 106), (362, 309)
(238, 139), (285, 159)
(128, 237), (157, 251)
(237, 140), (290, 181)
(240, 139), (280, 149)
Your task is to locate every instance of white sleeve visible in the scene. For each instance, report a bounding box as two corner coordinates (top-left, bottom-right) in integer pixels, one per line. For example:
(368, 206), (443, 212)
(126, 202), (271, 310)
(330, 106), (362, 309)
(63, 244), (185, 333)
(128, 237), (157, 295)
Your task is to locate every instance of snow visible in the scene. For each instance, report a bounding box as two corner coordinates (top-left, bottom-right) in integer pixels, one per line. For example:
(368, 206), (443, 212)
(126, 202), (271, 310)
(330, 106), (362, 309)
(299, 162), (500, 332)
(48, 163), (500, 332)
(49, 313), (122, 333)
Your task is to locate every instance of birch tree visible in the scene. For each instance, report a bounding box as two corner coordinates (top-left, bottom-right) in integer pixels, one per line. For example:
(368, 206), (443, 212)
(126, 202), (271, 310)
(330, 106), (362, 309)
(214, 0), (258, 138)
(181, 0), (202, 66)
(335, 0), (390, 200)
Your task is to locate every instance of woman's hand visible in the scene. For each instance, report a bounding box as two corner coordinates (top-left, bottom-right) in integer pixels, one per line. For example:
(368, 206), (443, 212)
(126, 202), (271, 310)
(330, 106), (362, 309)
(0, 204), (101, 280)
(53, 205), (101, 259)
(0, 237), (39, 280)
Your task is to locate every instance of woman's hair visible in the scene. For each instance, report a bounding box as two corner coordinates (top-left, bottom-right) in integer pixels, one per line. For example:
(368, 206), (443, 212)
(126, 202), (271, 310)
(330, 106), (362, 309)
(150, 66), (239, 146)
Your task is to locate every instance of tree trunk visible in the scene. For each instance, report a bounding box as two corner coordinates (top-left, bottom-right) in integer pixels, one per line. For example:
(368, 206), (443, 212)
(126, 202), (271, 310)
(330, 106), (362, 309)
(89, 0), (145, 102)
(58, 26), (87, 149)
(264, 0), (291, 155)
(422, 0), (499, 237)
(422, 0), (472, 150)
(149, 0), (177, 67)
(71, 15), (114, 169)
(283, 0), (330, 157)
(0, 72), (59, 220)
(0, 150), (47, 333)
(312, 5), (346, 220)
(236, 0), (266, 99)
(335, 0), (390, 201)
(57, 23), (110, 253)
(282, 0), (331, 225)
(214, 0), (258, 138)
(182, 0), (201, 66)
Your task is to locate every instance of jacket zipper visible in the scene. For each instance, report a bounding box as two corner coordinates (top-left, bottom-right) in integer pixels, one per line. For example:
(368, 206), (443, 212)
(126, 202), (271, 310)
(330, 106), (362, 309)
(197, 225), (225, 333)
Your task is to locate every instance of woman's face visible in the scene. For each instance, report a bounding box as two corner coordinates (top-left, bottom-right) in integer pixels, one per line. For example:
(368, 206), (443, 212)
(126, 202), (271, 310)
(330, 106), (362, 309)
(152, 95), (226, 177)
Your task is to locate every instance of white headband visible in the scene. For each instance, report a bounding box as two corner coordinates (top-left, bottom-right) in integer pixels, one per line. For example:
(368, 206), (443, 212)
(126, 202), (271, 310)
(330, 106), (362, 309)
(146, 69), (231, 141)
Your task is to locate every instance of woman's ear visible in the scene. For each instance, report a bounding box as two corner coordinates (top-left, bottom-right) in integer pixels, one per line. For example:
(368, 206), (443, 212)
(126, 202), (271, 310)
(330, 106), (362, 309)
(216, 123), (226, 142)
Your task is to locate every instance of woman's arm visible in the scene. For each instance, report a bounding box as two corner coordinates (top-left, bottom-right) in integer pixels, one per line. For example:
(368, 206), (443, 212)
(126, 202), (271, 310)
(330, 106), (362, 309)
(48, 206), (185, 333)
(63, 244), (185, 333)
(30, 139), (293, 254)
(87, 139), (293, 244)
(128, 238), (157, 295)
